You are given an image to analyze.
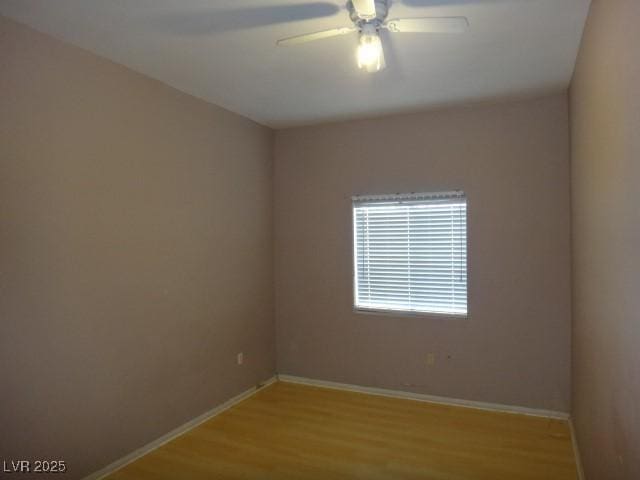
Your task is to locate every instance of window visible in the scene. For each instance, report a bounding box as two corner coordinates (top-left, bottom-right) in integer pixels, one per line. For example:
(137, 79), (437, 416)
(353, 191), (467, 316)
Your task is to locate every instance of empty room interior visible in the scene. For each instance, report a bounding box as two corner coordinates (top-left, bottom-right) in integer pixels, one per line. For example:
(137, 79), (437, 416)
(1, 0), (638, 479)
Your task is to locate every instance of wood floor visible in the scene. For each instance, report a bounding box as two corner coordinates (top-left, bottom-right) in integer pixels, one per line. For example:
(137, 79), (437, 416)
(107, 381), (578, 480)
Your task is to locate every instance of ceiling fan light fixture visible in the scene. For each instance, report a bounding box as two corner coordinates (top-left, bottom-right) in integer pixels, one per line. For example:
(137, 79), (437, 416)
(276, 0), (469, 73)
(357, 29), (383, 73)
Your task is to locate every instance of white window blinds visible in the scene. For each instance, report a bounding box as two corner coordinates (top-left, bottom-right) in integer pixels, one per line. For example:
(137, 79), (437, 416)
(353, 191), (467, 316)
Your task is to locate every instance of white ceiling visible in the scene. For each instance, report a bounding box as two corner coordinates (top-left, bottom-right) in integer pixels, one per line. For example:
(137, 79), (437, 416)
(0, 0), (590, 128)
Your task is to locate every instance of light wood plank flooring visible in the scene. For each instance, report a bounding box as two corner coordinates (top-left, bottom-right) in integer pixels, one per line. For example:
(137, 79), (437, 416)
(107, 381), (578, 480)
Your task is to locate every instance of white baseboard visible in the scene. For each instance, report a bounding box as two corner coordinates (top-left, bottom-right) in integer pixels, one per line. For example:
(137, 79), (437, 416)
(569, 418), (586, 480)
(83, 376), (277, 480)
(277, 374), (570, 420)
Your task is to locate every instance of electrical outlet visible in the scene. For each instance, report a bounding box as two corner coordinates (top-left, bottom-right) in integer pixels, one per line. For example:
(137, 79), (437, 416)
(237, 352), (243, 365)
(427, 353), (436, 366)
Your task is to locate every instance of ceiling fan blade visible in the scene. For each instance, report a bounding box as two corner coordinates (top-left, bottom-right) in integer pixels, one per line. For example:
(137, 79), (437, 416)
(277, 27), (356, 46)
(400, 0), (508, 6)
(379, 29), (401, 74)
(385, 17), (469, 34)
(351, 0), (377, 19)
(144, 3), (340, 36)
(378, 44), (387, 71)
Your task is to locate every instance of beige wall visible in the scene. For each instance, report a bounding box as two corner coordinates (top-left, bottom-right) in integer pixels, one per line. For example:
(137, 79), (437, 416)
(274, 94), (571, 412)
(570, 0), (640, 478)
(0, 16), (274, 478)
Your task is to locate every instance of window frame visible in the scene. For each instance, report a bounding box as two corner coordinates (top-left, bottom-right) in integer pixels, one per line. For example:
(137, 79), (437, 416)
(351, 191), (469, 319)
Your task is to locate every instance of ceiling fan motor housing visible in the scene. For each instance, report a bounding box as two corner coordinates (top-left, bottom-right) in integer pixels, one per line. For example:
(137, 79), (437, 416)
(347, 0), (389, 29)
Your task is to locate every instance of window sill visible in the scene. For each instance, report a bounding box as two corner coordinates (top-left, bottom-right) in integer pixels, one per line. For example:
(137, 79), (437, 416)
(353, 307), (468, 320)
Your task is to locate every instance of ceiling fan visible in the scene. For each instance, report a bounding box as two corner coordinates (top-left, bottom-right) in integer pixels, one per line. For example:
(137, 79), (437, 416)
(276, 0), (469, 73)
